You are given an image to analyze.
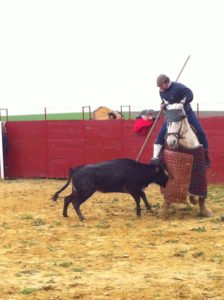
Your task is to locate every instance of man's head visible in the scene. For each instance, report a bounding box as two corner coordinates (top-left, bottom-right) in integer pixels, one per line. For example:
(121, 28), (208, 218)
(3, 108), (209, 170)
(144, 109), (156, 120)
(157, 74), (170, 90)
(108, 112), (117, 119)
(108, 111), (122, 119)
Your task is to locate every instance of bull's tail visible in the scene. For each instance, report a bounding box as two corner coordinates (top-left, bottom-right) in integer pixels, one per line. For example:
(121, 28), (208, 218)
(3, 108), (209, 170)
(51, 166), (83, 201)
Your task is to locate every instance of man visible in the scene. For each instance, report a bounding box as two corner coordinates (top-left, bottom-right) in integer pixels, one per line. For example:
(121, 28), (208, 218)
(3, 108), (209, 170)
(133, 109), (156, 136)
(1, 122), (8, 155)
(108, 111), (123, 119)
(153, 74), (211, 167)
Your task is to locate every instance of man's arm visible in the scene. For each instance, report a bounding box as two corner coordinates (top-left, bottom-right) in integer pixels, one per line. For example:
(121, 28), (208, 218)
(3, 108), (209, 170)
(180, 85), (193, 104)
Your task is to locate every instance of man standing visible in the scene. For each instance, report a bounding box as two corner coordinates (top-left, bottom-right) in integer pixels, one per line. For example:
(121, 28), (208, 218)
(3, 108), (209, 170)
(2, 122), (8, 155)
(153, 74), (211, 167)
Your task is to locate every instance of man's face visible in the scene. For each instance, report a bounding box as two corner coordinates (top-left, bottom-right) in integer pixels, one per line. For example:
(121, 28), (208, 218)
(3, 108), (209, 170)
(159, 82), (169, 91)
(146, 113), (154, 120)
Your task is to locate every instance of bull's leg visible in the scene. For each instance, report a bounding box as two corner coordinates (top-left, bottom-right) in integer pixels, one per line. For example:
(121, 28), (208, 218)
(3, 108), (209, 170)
(199, 197), (213, 217)
(71, 190), (94, 221)
(63, 194), (74, 217)
(138, 190), (153, 212)
(129, 191), (142, 217)
(71, 197), (86, 221)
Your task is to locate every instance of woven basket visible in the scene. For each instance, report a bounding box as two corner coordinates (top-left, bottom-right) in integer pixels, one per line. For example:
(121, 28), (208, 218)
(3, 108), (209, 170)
(162, 149), (193, 203)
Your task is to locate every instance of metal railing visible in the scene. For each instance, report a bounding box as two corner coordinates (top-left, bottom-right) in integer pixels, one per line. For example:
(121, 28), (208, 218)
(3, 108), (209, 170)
(1, 103), (224, 121)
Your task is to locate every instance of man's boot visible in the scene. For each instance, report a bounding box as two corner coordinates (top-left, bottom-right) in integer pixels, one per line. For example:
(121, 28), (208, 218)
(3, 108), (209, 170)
(151, 144), (163, 164)
(204, 149), (211, 169)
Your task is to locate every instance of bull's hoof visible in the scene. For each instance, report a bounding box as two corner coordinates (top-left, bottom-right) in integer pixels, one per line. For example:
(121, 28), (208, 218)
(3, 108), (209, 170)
(200, 206), (213, 217)
(145, 207), (151, 211)
(148, 208), (155, 215)
(63, 214), (69, 217)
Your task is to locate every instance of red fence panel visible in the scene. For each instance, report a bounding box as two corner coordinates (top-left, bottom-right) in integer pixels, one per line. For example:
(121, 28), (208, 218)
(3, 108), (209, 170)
(4, 117), (224, 183)
(6, 121), (47, 178)
(201, 117), (224, 184)
(85, 120), (124, 164)
(46, 120), (86, 178)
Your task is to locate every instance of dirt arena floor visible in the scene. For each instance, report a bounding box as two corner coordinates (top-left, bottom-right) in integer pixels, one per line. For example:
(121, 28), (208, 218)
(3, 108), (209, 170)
(0, 179), (224, 300)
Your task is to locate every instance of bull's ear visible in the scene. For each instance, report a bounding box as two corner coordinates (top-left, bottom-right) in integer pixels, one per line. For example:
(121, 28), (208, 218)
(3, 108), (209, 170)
(155, 166), (160, 173)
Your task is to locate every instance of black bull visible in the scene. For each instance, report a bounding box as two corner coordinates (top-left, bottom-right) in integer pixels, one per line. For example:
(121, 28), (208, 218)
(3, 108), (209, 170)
(52, 158), (169, 221)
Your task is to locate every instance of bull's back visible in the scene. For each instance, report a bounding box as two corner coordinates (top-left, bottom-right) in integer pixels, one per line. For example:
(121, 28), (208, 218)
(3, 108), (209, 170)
(72, 158), (153, 193)
(77, 159), (147, 178)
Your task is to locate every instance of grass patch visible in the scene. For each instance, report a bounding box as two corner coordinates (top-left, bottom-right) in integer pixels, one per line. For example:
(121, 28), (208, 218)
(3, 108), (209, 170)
(47, 246), (60, 252)
(210, 255), (224, 263)
(54, 220), (61, 226)
(1, 222), (10, 229)
(96, 220), (110, 229)
(2, 111), (134, 121)
(112, 198), (119, 203)
(32, 218), (45, 226)
(70, 223), (85, 228)
(3, 243), (12, 249)
(73, 267), (84, 272)
(125, 222), (134, 228)
(174, 249), (188, 257)
(58, 262), (73, 268)
(207, 274), (223, 280)
(18, 214), (33, 220)
(208, 185), (224, 203)
(3, 112), (90, 121)
(165, 239), (179, 244)
(20, 287), (38, 295)
(192, 251), (204, 258)
(191, 226), (207, 232)
(20, 240), (37, 246)
(16, 270), (38, 277)
(151, 203), (160, 209)
(217, 215), (224, 222)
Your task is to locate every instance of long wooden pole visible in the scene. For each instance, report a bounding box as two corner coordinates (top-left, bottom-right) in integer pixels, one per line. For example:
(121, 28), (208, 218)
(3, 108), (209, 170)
(135, 55), (191, 162)
(175, 55), (191, 82)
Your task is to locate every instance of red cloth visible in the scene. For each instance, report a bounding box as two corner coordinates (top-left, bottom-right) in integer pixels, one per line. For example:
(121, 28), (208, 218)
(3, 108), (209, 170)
(133, 119), (154, 136)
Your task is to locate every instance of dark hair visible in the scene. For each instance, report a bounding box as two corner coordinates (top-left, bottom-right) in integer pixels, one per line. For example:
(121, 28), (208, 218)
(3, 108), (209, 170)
(108, 112), (117, 119)
(157, 74), (170, 87)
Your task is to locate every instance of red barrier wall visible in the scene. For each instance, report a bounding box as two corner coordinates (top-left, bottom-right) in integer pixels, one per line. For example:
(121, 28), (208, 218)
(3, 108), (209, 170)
(4, 117), (224, 183)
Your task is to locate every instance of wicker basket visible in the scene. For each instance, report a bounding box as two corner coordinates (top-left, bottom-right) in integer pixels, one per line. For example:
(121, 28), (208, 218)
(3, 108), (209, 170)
(162, 149), (193, 203)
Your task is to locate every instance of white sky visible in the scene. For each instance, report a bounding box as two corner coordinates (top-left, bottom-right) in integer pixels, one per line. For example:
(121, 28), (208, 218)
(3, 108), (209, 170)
(1, 0), (224, 114)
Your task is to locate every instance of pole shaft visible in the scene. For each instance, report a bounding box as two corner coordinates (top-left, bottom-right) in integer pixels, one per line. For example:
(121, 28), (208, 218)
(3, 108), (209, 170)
(135, 110), (161, 161)
(175, 55), (191, 82)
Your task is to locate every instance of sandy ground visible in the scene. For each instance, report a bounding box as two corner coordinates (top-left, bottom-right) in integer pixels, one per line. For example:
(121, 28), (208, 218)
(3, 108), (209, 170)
(0, 179), (224, 300)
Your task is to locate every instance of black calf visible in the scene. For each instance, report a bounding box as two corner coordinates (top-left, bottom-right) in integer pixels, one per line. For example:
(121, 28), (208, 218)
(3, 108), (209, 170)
(52, 158), (169, 221)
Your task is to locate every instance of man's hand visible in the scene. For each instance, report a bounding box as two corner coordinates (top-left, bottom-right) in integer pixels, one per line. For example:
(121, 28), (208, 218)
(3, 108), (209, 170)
(160, 102), (166, 110)
(180, 97), (186, 104)
(161, 99), (169, 111)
